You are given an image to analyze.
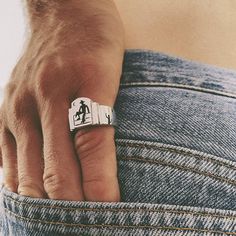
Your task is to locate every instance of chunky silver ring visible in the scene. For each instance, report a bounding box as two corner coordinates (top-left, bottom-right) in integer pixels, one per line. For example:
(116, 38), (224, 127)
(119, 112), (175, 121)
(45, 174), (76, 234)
(68, 97), (117, 132)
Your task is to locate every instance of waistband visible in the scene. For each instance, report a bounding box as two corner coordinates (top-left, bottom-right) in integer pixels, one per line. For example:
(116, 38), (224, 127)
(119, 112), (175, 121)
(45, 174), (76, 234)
(121, 49), (236, 99)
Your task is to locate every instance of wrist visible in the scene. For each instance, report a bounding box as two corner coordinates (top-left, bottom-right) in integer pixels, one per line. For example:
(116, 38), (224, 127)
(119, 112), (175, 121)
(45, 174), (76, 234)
(26, 0), (81, 33)
(26, 0), (115, 32)
(26, 0), (124, 54)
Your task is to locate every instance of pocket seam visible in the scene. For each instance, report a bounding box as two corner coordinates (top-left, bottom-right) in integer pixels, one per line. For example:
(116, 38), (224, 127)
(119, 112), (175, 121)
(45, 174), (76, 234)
(3, 207), (236, 235)
(3, 194), (236, 220)
(119, 81), (236, 99)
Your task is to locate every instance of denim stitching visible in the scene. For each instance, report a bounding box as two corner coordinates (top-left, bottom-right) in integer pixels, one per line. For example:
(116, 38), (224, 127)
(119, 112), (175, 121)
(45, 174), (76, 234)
(122, 71), (235, 87)
(119, 156), (236, 186)
(119, 82), (236, 99)
(3, 207), (236, 235)
(116, 142), (236, 171)
(3, 195), (236, 220)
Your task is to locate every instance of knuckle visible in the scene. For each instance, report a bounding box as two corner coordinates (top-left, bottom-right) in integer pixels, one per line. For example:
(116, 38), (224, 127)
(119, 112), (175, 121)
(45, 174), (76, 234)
(35, 71), (54, 99)
(11, 96), (27, 120)
(11, 85), (30, 110)
(35, 55), (66, 100)
(43, 171), (66, 197)
(4, 179), (18, 193)
(18, 175), (44, 198)
(5, 90), (36, 135)
(75, 127), (114, 161)
(75, 137), (102, 161)
(18, 183), (44, 198)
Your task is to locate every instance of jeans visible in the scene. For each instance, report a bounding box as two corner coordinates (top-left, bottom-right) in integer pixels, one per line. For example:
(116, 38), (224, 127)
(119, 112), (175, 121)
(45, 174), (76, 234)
(1, 49), (236, 235)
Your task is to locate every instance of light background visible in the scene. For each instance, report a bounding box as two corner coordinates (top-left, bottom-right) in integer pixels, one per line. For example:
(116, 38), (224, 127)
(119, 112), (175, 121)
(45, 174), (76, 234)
(0, 1), (26, 183)
(0, 1), (26, 88)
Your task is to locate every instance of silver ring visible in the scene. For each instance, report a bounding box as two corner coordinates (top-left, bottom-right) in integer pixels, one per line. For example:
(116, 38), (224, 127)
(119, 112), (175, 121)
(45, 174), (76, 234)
(68, 97), (117, 131)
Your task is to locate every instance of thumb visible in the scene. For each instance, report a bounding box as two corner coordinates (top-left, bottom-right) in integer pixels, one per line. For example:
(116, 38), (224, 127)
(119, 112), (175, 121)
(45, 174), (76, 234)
(74, 125), (120, 202)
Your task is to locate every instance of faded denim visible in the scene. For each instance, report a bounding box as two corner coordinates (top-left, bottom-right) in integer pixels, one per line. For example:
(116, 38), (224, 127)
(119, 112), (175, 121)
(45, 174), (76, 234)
(0, 49), (236, 235)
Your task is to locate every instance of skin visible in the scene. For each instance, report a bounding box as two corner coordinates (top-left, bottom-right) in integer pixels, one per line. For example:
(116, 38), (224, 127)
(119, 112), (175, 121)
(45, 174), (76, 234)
(1, 0), (236, 202)
(115, 0), (236, 70)
(0, 0), (125, 201)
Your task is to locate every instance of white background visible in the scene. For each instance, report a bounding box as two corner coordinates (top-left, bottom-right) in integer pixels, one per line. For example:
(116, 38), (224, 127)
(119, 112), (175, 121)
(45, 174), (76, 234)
(0, 1), (25, 88)
(0, 1), (25, 183)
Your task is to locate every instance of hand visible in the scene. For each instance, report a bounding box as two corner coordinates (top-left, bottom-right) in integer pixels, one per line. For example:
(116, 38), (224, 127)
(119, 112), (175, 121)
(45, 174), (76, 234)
(0, 0), (125, 201)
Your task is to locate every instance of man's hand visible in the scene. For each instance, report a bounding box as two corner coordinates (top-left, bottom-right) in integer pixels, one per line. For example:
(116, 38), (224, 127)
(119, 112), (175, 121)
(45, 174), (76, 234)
(0, 0), (125, 201)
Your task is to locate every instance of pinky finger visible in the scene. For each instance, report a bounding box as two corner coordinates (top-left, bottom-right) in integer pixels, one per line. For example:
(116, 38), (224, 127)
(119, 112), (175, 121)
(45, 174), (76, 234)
(1, 129), (18, 192)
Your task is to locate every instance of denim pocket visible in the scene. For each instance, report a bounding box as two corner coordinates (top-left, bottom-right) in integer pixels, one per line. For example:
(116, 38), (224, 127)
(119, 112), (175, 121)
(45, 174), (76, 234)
(1, 187), (236, 236)
(116, 139), (236, 210)
(1, 139), (236, 236)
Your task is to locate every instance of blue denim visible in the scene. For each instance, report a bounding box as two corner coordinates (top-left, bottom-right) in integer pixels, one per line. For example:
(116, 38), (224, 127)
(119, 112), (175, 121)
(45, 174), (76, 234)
(1, 49), (236, 235)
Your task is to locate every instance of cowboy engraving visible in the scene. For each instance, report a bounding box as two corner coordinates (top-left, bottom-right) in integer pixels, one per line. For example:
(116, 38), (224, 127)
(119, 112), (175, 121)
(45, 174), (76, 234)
(75, 100), (90, 124)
